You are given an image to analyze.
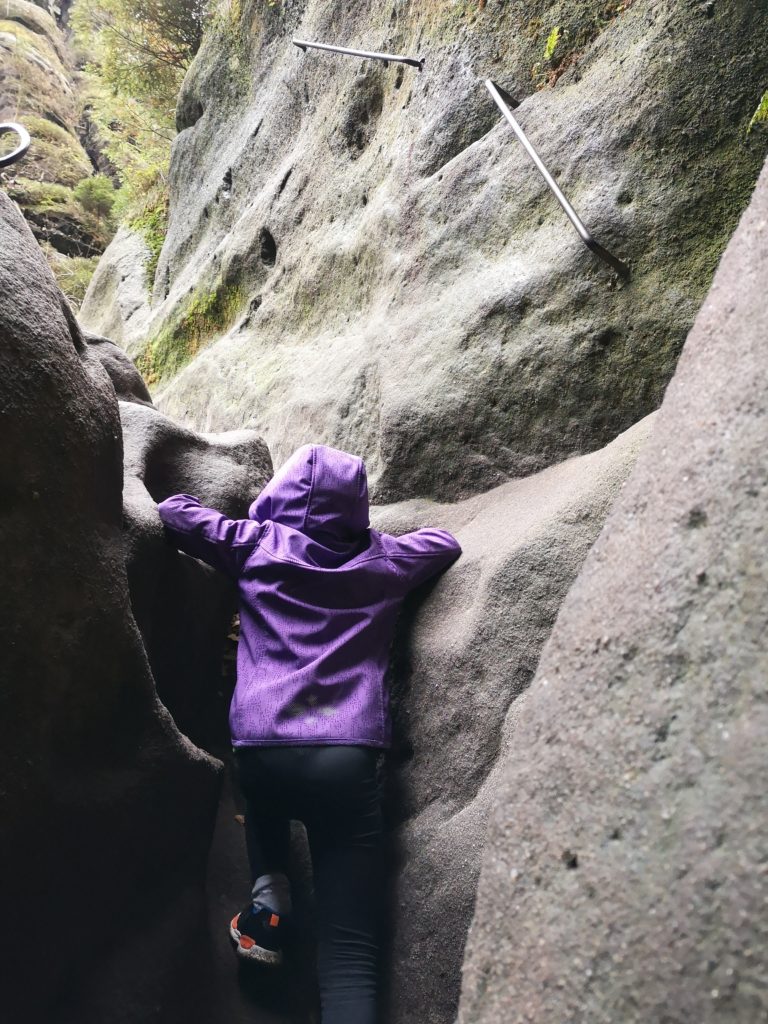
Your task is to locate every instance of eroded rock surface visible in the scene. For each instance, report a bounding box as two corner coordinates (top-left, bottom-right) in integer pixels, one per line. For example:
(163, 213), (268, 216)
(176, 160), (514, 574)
(0, 189), (221, 1024)
(371, 412), (653, 1024)
(85, 328), (153, 405)
(458, 158), (768, 1024)
(99, 0), (767, 501)
(80, 226), (154, 347)
(119, 398), (272, 749)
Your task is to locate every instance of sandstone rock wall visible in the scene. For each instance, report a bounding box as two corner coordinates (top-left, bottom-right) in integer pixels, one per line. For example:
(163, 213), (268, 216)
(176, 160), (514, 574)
(86, 0), (767, 502)
(372, 412), (653, 1024)
(0, 189), (221, 1024)
(458, 155), (768, 1024)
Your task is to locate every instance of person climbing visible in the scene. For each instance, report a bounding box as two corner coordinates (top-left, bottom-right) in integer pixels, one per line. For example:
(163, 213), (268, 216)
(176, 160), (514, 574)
(157, 443), (461, 1024)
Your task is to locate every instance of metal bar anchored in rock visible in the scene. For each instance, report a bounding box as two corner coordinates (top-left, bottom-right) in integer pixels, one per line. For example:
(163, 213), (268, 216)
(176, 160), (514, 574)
(0, 122), (31, 169)
(485, 80), (630, 280)
(293, 38), (424, 71)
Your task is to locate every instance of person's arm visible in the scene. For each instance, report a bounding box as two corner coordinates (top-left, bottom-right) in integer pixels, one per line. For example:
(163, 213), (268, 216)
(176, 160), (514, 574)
(386, 527), (462, 591)
(157, 493), (262, 577)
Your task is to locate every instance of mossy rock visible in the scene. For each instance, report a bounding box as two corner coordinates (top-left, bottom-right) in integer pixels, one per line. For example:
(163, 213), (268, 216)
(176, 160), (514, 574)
(0, 0), (63, 52)
(7, 177), (109, 256)
(135, 278), (246, 387)
(0, 19), (78, 129)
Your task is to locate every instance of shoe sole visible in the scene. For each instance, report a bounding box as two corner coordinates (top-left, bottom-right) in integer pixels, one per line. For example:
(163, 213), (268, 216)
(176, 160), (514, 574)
(229, 916), (283, 966)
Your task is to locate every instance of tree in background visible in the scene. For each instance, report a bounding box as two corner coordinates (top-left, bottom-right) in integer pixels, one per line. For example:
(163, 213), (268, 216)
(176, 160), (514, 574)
(71, 0), (210, 280)
(74, 173), (117, 224)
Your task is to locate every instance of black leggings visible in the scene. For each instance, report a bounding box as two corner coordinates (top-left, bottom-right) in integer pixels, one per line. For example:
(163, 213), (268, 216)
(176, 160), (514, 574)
(235, 745), (383, 1024)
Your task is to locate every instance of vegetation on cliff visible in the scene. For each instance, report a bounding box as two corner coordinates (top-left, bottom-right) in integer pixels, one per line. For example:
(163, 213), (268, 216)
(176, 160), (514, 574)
(0, 0), (114, 303)
(71, 0), (208, 281)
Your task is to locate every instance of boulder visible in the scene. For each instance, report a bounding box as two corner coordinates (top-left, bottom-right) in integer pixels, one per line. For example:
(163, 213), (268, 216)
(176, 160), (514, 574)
(371, 412), (653, 1024)
(0, 188), (221, 1023)
(105, 0), (766, 502)
(84, 328), (153, 405)
(458, 158), (768, 1024)
(119, 398), (272, 750)
(79, 226), (154, 349)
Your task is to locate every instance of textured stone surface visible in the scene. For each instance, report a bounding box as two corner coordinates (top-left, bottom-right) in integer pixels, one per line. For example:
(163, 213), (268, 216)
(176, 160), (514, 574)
(0, 189), (221, 1024)
(80, 226), (154, 346)
(119, 398), (272, 749)
(85, 328), (153, 405)
(371, 412), (653, 1024)
(99, 0), (767, 501)
(458, 158), (768, 1024)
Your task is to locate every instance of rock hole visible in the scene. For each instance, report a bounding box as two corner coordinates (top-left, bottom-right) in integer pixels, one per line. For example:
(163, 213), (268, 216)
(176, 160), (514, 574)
(617, 188), (634, 205)
(221, 168), (233, 200)
(561, 849), (579, 869)
(278, 167), (293, 195)
(394, 65), (404, 90)
(242, 294), (262, 328)
(259, 228), (277, 267)
(687, 506), (708, 529)
(654, 720), (671, 743)
(593, 328), (621, 350)
(608, 827), (622, 841)
(361, 193), (368, 206)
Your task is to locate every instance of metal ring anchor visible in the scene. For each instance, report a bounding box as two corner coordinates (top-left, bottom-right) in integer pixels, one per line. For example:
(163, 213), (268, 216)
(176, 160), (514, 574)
(293, 38), (424, 71)
(0, 123), (31, 169)
(485, 80), (630, 280)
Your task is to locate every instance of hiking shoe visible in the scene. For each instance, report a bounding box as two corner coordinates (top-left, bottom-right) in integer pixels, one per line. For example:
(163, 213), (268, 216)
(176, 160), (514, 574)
(229, 904), (284, 965)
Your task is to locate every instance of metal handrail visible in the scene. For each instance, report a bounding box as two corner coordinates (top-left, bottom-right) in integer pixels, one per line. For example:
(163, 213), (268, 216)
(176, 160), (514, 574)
(485, 80), (630, 279)
(293, 38), (424, 71)
(0, 122), (31, 168)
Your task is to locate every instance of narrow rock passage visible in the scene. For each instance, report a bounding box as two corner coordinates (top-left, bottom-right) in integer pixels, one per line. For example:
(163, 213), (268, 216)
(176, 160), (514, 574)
(204, 771), (315, 1024)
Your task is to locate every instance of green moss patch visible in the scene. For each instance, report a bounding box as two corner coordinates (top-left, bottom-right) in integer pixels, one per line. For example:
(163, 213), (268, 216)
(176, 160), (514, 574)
(125, 187), (169, 289)
(527, 1), (635, 87)
(7, 177), (112, 254)
(135, 279), (246, 387)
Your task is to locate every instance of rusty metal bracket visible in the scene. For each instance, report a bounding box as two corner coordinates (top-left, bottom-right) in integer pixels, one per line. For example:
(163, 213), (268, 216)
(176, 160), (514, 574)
(293, 38), (424, 71)
(485, 80), (630, 279)
(0, 122), (31, 169)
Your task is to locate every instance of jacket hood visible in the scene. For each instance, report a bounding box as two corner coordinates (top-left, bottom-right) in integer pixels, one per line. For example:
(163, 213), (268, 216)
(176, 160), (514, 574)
(249, 444), (369, 543)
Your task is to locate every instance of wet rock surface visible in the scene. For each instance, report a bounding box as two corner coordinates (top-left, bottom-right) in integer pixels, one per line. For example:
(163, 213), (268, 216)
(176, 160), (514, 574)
(458, 158), (768, 1024)
(97, 0), (768, 502)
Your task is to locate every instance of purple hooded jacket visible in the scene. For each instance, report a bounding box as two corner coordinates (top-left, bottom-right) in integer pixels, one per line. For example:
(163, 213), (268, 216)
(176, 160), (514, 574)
(157, 444), (461, 748)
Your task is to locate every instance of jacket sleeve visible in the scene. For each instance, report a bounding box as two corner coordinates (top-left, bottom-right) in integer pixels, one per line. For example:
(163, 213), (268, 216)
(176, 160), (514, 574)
(386, 528), (462, 591)
(157, 494), (262, 578)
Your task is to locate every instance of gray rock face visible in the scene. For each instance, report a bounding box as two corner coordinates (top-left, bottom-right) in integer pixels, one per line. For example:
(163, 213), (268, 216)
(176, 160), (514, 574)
(84, 328), (153, 405)
(371, 412), (653, 1024)
(458, 158), (768, 1024)
(0, 190), (222, 1023)
(119, 398), (272, 749)
(79, 226), (153, 349)
(107, 0), (766, 501)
